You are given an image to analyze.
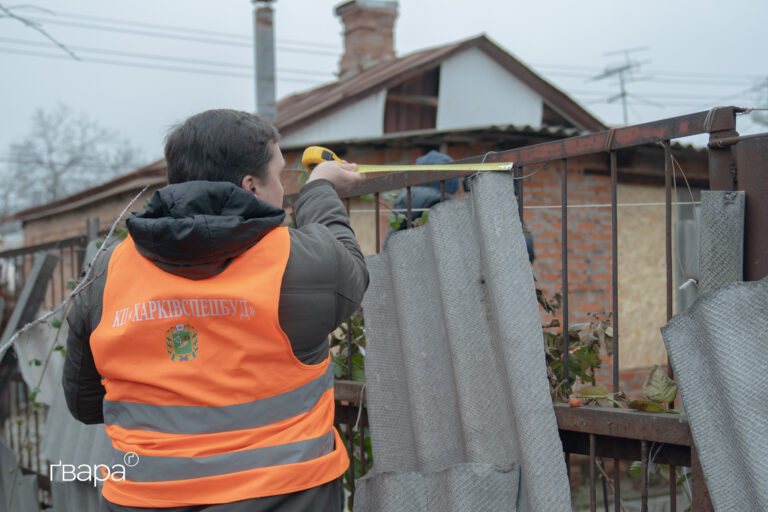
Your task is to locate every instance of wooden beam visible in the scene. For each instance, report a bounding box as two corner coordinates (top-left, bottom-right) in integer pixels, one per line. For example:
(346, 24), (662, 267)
(386, 94), (439, 107)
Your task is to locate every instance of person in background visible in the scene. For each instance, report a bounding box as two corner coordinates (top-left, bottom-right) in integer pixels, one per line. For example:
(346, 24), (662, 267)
(384, 150), (535, 263)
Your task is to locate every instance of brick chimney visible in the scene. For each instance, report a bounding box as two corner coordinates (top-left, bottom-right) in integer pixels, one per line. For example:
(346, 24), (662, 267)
(335, 0), (398, 79)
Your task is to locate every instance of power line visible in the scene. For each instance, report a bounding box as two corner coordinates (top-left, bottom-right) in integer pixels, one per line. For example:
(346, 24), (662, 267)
(47, 8), (341, 50)
(0, 46), (329, 84)
(0, 36), (335, 77)
(24, 16), (340, 57)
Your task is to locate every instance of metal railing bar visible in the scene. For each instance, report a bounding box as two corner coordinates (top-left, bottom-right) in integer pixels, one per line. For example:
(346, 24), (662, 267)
(670, 465), (677, 511)
(561, 159), (570, 389)
(343, 201), (702, 214)
(406, 186), (412, 229)
(613, 439), (621, 512)
(516, 165), (524, 221)
(0, 235), (88, 259)
(462, 108), (740, 168)
(641, 440), (649, 512)
(374, 192), (381, 253)
(590, 433), (597, 512)
(663, 142), (677, 406)
(610, 151), (619, 398)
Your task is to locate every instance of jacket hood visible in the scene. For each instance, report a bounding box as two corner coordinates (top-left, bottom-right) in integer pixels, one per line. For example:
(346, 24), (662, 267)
(126, 181), (286, 279)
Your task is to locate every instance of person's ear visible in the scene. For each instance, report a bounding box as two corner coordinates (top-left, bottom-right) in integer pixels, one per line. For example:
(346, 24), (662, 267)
(240, 174), (258, 194)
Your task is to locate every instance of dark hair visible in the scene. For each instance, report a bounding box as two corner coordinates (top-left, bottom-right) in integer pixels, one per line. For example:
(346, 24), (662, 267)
(164, 109), (280, 185)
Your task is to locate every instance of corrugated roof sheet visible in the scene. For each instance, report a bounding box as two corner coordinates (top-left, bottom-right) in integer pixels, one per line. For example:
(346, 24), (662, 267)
(359, 172), (571, 511)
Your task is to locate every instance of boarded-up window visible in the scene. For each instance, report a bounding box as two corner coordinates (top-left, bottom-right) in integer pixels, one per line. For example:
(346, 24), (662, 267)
(383, 67), (440, 133)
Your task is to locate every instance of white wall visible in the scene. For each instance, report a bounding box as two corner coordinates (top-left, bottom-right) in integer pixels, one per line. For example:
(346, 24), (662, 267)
(280, 89), (387, 146)
(436, 47), (543, 130)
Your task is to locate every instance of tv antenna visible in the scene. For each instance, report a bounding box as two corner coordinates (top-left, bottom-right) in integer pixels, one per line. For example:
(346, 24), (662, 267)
(592, 47), (652, 125)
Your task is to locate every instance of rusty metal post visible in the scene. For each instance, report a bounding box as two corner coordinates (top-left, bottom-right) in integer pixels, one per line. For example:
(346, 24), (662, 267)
(561, 159), (570, 388)
(707, 108), (739, 191)
(735, 135), (768, 281)
(406, 186), (412, 229)
(691, 443), (714, 511)
(589, 434), (597, 512)
(375, 192), (381, 253)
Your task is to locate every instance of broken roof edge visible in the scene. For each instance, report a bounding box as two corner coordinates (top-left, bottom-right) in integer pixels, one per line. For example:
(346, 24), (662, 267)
(276, 34), (607, 136)
(279, 123), (590, 152)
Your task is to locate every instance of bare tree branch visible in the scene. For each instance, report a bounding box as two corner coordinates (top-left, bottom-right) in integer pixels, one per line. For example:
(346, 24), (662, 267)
(0, 3), (79, 60)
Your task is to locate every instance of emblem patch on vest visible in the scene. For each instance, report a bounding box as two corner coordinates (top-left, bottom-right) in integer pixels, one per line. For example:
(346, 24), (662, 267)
(165, 324), (198, 361)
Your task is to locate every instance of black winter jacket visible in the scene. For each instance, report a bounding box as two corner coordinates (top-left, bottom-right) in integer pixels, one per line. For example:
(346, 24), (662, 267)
(62, 179), (369, 512)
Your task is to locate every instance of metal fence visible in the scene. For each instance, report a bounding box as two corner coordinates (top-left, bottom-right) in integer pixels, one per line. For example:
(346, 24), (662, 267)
(0, 107), (764, 511)
(319, 107), (765, 512)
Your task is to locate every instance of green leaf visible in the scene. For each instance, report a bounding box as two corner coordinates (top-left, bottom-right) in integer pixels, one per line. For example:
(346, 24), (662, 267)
(27, 387), (40, 402)
(28, 358), (42, 367)
(50, 318), (62, 329)
(350, 353), (365, 382)
(332, 355), (345, 379)
(66, 278), (76, 290)
(629, 400), (666, 413)
(578, 383), (610, 397)
(388, 213), (405, 230)
(628, 460), (643, 478)
(359, 193), (374, 202)
(643, 365), (677, 403)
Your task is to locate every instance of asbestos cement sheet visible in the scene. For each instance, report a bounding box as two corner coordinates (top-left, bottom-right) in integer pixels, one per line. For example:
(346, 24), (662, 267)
(698, 191), (745, 294)
(358, 172), (571, 511)
(661, 278), (768, 511)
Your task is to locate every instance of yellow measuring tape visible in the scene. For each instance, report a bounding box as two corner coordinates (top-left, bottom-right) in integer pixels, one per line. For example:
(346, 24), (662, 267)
(301, 146), (513, 174)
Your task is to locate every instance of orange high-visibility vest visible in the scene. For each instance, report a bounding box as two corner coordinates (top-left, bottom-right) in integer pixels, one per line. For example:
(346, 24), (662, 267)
(89, 226), (348, 508)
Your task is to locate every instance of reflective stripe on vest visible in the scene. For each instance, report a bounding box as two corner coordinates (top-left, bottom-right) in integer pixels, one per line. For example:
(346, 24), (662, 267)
(110, 430), (335, 482)
(103, 362), (335, 434)
(89, 227), (348, 508)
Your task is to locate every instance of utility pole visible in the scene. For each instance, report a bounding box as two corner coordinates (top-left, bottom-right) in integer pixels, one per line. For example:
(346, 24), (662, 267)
(592, 47), (650, 125)
(253, 0), (276, 122)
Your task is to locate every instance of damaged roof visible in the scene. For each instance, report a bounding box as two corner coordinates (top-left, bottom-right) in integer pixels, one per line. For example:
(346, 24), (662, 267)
(276, 34), (607, 135)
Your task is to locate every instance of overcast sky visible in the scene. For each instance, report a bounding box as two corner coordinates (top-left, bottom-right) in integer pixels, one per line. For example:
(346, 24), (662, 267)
(1, 0), (767, 168)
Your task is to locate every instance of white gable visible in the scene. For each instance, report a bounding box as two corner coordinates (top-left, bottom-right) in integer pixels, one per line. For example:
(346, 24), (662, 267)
(280, 46), (546, 146)
(437, 46), (543, 130)
(280, 90), (387, 147)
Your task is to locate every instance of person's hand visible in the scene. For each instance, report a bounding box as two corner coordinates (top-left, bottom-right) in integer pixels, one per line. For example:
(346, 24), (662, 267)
(306, 160), (364, 196)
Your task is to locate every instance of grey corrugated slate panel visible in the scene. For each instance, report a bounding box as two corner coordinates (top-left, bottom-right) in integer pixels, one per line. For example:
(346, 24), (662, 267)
(359, 172), (571, 511)
(356, 463), (519, 512)
(13, 321), (66, 407)
(51, 480), (104, 512)
(698, 191), (744, 294)
(1, 439), (41, 512)
(661, 278), (768, 511)
(43, 381), (112, 473)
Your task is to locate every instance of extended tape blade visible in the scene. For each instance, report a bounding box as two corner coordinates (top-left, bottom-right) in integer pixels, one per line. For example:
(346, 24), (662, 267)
(355, 162), (514, 173)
